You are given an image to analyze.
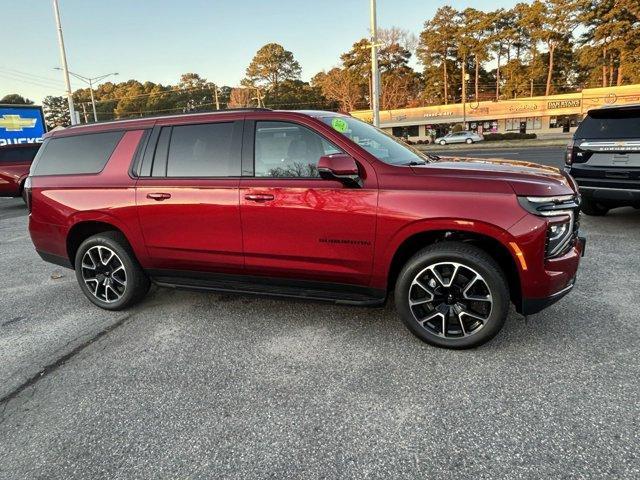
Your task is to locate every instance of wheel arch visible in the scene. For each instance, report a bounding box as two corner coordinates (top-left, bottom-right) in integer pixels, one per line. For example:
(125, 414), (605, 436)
(65, 214), (143, 267)
(384, 225), (522, 308)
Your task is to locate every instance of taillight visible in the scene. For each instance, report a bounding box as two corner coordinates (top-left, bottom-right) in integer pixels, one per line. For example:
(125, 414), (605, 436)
(565, 139), (574, 165)
(23, 176), (32, 213)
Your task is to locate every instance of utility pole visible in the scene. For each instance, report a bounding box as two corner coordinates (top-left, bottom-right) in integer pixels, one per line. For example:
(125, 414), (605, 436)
(462, 63), (467, 128)
(81, 102), (88, 123)
(52, 0), (77, 125)
(213, 85), (220, 110)
(55, 69), (118, 122)
(370, 0), (380, 127)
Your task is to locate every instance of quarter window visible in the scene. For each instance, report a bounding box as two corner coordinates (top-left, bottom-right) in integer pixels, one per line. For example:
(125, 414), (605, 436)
(31, 131), (123, 176)
(166, 122), (240, 177)
(254, 121), (342, 178)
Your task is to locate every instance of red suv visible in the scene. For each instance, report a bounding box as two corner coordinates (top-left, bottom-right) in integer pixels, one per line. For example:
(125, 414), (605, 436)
(0, 143), (40, 200)
(27, 110), (585, 348)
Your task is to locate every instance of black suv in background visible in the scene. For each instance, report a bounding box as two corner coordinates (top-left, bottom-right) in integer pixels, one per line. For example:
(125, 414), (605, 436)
(566, 104), (640, 216)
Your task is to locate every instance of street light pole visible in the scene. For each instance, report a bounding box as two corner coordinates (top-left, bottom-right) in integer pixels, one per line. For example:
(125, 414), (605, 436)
(52, 0), (77, 125)
(370, 0), (380, 127)
(88, 78), (98, 121)
(54, 69), (118, 122)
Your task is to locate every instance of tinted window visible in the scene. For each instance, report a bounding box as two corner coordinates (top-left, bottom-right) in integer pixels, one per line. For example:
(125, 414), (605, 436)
(0, 145), (40, 164)
(577, 110), (640, 139)
(255, 121), (342, 178)
(152, 127), (171, 177)
(32, 131), (123, 176)
(166, 122), (239, 177)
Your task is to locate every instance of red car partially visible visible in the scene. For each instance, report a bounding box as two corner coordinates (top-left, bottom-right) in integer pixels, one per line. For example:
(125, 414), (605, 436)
(0, 143), (40, 199)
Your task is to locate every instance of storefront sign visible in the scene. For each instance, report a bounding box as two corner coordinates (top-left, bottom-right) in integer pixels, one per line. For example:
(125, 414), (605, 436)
(508, 104), (538, 113)
(547, 99), (581, 109)
(423, 111), (453, 118)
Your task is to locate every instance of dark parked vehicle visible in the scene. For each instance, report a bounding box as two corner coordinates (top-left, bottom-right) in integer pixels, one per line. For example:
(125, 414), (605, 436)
(566, 104), (640, 215)
(27, 109), (584, 349)
(0, 143), (40, 199)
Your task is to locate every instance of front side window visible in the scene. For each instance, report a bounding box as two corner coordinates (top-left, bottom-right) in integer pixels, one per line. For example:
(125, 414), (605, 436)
(166, 122), (240, 177)
(254, 121), (342, 178)
(321, 116), (428, 166)
(31, 131), (123, 176)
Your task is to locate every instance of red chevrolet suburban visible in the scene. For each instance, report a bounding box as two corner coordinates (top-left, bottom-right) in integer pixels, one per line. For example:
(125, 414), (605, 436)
(26, 110), (584, 348)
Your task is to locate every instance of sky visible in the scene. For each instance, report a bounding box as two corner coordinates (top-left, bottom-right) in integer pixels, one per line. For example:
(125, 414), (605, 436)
(1, 0), (518, 103)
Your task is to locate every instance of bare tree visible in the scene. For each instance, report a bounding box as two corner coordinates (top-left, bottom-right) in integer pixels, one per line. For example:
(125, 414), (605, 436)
(228, 88), (253, 108)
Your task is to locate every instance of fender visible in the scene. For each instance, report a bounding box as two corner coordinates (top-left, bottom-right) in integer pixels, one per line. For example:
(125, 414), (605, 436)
(66, 210), (150, 266)
(371, 216), (524, 290)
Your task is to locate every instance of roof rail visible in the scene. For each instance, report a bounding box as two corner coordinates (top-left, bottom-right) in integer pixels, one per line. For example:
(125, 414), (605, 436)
(64, 107), (274, 129)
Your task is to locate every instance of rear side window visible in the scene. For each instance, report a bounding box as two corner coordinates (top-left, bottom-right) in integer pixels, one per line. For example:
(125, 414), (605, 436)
(0, 145), (40, 163)
(577, 110), (640, 139)
(32, 131), (123, 176)
(166, 122), (239, 177)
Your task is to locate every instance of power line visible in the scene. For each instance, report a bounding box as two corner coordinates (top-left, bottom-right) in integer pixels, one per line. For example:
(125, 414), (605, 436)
(0, 67), (65, 86)
(0, 72), (65, 92)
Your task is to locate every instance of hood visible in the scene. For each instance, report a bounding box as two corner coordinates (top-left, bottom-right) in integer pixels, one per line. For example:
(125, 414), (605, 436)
(411, 156), (576, 197)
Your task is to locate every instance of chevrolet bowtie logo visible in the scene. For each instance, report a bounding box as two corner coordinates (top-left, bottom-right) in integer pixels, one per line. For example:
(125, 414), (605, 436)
(0, 114), (37, 132)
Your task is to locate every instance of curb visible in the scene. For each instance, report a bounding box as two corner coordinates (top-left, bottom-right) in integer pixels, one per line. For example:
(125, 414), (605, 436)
(416, 139), (569, 151)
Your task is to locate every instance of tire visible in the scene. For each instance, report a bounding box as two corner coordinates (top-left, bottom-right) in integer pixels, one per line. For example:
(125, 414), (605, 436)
(439, 140), (446, 145)
(74, 231), (149, 310)
(466, 138), (473, 144)
(394, 241), (509, 349)
(580, 197), (609, 216)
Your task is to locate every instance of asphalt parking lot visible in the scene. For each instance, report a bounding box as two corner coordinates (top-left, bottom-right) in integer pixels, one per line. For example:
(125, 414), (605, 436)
(1, 162), (639, 478)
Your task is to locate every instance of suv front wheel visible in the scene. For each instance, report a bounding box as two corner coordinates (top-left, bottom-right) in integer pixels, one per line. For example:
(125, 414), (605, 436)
(74, 231), (150, 310)
(394, 242), (509, 349)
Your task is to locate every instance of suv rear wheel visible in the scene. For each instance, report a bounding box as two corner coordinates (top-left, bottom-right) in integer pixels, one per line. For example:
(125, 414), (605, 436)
(394, 242), (509, 349)
(74, 231), (149, 310)
(580, 197), (609, 216)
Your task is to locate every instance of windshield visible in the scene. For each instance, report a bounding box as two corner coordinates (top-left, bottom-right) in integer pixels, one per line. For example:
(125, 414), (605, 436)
(321, 116), (429, 166)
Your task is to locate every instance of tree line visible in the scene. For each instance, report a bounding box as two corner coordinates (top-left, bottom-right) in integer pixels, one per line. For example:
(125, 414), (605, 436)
(2, 0), (638, 129)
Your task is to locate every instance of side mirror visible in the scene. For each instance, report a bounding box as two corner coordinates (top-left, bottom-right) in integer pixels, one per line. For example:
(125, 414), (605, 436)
(317, 154), (362, 188)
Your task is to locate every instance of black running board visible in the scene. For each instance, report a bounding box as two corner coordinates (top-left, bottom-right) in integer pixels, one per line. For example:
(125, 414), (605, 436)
(148, 270), (387, 307)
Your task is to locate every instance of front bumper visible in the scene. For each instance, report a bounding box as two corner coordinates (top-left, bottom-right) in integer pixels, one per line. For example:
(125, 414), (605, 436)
(520, 236), (586, 315)
(580, 186), (640, 206)
(521, 278), (575, 315)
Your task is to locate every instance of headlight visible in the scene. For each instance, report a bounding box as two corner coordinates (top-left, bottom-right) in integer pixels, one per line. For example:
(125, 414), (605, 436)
(518, 195), (580, 258)
(546, 216), (573, 257)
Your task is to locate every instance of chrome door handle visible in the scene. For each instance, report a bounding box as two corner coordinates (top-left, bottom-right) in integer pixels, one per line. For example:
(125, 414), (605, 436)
(146, 192), (171, 201)
(245, 193), (274, 202)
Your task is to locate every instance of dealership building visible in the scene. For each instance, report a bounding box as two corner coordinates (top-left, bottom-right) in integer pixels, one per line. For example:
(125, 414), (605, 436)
(351, 84), (640, 141)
